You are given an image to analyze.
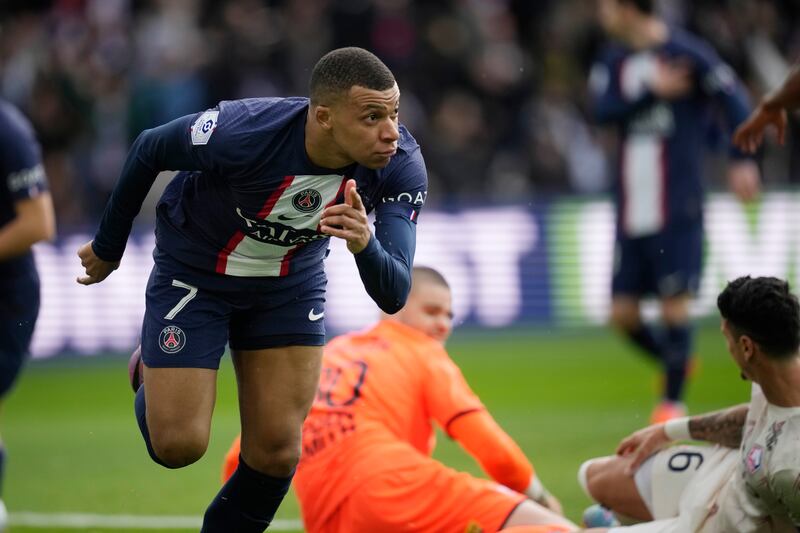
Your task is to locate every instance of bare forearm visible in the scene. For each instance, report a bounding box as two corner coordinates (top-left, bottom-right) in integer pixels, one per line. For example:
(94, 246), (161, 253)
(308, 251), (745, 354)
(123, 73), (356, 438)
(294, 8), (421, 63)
(764, 64), (800, 112)
(688, 404), (749, 448)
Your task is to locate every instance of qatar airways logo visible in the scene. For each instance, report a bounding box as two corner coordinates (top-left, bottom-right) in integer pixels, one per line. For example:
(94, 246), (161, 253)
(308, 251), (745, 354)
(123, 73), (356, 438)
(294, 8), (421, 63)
(629, 103), (674, 136)
(235, 208), (325, 246)
(381, 190), (427, 205)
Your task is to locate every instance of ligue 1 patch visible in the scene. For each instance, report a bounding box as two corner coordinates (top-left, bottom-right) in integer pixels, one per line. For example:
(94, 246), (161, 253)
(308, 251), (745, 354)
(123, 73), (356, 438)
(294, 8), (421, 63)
(292, 188), (322, 213)
(159, 325), (186, 354)
(191, 110), (219, 145)
(746, 445), (763, 474)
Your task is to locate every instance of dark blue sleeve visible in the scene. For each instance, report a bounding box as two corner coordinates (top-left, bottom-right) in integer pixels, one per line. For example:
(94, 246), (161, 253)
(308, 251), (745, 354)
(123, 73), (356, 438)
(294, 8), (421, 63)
(92, 114), (199, 261)
(589, 51), (657, 124)
(0, 103), (47, 201)
(354, 147), (427, 314)
(693, 43), (753, 160)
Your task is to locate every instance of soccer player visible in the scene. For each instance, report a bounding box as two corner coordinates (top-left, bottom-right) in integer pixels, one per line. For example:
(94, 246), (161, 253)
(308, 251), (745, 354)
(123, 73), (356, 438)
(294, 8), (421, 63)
(590, 0), (761, 423)
(76, 47), (426, 532)
(223, 266), (577, 533)
(734, 62), (800, 154)
(578, 276), (800, 532)
(0, 98), (56, 529)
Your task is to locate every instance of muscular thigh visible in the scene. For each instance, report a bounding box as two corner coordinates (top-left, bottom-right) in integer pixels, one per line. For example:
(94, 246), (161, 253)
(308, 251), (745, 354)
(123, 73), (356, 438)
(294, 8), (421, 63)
(650, 225), (702, 299)
(234, 345), (323, 467)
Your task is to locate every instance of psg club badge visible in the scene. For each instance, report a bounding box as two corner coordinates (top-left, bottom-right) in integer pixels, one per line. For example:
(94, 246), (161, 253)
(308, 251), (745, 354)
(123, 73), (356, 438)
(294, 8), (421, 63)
(159, 325), (186, 354)
(292, 189), (322, 213)
(746, 445), (763, 474)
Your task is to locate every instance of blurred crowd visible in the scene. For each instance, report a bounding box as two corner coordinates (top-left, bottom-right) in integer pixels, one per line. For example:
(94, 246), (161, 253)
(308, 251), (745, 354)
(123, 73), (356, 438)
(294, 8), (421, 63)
(1, 0), (799, 226)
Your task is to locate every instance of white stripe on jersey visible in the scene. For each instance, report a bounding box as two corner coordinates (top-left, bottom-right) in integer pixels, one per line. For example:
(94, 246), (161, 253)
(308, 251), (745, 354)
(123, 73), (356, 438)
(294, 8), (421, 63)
(620, 52), (657, 101)
(222, 174), (346, 277)
(622, 136), (664, 237)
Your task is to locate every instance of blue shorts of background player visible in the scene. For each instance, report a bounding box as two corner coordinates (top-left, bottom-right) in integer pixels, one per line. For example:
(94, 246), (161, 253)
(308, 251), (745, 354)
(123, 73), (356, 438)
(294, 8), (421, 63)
(612, 224), (702, 299)
(0, 272), (40, 398)
(141, 249), (326, 371)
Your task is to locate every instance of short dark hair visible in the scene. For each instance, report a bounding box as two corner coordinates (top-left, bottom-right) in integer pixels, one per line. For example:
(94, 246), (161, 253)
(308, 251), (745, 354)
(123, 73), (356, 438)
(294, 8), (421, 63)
(619, 0), (655, 14)
(717, 276), (800, 359)
(412, 266), (450, 291)
(309, 47), (395, 105)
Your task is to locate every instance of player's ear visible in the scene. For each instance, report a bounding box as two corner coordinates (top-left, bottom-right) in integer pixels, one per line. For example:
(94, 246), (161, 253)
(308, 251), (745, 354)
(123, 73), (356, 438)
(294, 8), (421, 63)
(740, 335), (755, 362)
(314, 105), (333, 131)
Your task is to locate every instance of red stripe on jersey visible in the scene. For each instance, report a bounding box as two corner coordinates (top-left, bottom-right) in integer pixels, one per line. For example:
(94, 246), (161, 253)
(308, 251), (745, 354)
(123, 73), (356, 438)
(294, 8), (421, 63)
(216, 230), (246, 274)
(279, 246), (298, 276)
(257, 175), (295, 218)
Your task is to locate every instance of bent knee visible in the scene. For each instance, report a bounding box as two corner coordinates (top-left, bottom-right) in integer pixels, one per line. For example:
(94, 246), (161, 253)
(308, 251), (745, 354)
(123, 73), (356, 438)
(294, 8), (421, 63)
(579, 456), (620, 503)
(242, 439), (301, 477)
(150, 428), (209, 468)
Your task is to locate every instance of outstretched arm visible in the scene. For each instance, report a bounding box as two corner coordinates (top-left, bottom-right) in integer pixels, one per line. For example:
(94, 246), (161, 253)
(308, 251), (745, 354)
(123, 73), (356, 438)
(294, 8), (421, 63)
(77, 115), (199, 285)
(449, 410), (562, 514)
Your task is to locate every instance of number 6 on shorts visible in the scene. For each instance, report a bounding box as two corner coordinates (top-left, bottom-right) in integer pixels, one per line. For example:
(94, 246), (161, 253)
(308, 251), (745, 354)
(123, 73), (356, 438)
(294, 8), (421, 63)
(164, 279), (198, 320)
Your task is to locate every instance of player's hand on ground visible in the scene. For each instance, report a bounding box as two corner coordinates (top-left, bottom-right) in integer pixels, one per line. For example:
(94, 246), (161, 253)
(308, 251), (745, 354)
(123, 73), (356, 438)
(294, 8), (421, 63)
(726, 160), (761, 203)
(320, 178), (371, 254)
(76, 240), (120, 285)
(615, 424), (670, 475)
(649, 59), (693, 100)
(733, 104), (787, 154)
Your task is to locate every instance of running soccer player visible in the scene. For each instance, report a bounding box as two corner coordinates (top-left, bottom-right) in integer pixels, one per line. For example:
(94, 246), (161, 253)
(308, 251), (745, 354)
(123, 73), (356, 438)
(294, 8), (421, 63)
(579, 276), (800, 532)
(734, 61), (800, 154)
(0, 98), (56, 530)
(590, 0), (761, 423)
(76, 47), (426, 532)
(223, 266), (577, 533)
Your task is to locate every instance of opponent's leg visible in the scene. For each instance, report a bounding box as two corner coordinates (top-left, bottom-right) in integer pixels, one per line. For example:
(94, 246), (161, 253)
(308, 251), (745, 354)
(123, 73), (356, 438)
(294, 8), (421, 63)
(578, 455), (652, 522)
(202, 345), (322, 532)
(502, 500), (578, 530)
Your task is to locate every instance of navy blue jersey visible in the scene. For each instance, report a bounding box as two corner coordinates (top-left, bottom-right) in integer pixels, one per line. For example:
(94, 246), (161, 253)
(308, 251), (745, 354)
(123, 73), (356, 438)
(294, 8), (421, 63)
(93, 97), (427, 312)
(0, 99), (48, 281)
(589, 28), (752, 237)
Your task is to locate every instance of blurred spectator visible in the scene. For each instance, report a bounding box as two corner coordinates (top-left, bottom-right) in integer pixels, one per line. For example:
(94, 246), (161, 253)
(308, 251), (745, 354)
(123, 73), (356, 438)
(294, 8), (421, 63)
(0, 0), (798, 225)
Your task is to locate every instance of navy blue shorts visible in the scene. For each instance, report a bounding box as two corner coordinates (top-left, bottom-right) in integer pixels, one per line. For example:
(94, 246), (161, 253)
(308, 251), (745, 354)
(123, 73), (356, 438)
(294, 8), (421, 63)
(141, 250), (327, 370)
(0, 272), (40, 397)
(612, 224), (702, 298)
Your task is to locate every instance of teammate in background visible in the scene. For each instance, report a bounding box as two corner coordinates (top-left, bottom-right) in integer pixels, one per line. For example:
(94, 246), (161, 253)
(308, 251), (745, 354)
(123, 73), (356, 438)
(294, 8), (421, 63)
(589, 0), (761, 423)
(76, 47), (427, 532)
(0, 99), (56, 530)
(734, 62), (800, 154)
(578, 276), (800, 532)
(223, 266), (577, 533)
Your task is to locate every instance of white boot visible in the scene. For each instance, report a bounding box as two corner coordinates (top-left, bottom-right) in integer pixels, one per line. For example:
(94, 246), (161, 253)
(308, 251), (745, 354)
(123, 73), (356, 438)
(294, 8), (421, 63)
(0, 498), (7, 532)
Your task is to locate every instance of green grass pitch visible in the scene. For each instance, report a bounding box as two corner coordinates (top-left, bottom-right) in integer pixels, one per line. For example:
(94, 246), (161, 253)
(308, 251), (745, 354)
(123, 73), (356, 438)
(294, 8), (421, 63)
(4, 323), (750, 532)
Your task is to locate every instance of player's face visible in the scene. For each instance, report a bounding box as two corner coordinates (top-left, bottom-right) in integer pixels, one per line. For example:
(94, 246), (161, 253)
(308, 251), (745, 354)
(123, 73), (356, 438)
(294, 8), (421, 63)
(397, 283), (454, 344)
(331, 84), (401, 169)
(597, 0), (626, 38)
(721, 319), (752, 381)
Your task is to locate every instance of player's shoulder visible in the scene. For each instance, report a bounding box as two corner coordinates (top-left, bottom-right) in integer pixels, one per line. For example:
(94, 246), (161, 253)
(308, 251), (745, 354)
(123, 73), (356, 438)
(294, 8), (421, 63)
(216, 97), (308, 133)
(0, 99), (37, 145)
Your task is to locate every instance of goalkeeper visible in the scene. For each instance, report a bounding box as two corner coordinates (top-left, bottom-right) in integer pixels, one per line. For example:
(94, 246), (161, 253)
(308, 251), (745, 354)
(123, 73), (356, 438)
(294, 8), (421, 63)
(223, 266), (576, 533)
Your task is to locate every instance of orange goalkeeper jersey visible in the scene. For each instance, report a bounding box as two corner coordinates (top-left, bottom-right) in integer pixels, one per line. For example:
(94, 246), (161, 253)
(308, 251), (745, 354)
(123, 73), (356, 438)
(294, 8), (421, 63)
(290, 320), (532, 531)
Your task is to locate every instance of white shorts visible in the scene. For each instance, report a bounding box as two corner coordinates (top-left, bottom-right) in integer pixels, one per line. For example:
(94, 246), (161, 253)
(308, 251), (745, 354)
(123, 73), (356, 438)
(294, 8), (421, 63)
(613, 445), (738, 533)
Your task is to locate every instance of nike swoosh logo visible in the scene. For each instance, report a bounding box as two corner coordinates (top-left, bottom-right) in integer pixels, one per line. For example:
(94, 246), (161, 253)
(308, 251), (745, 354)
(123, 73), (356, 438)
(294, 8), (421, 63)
(308, 308), (324, 321)
(277, 213), (313, 221)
